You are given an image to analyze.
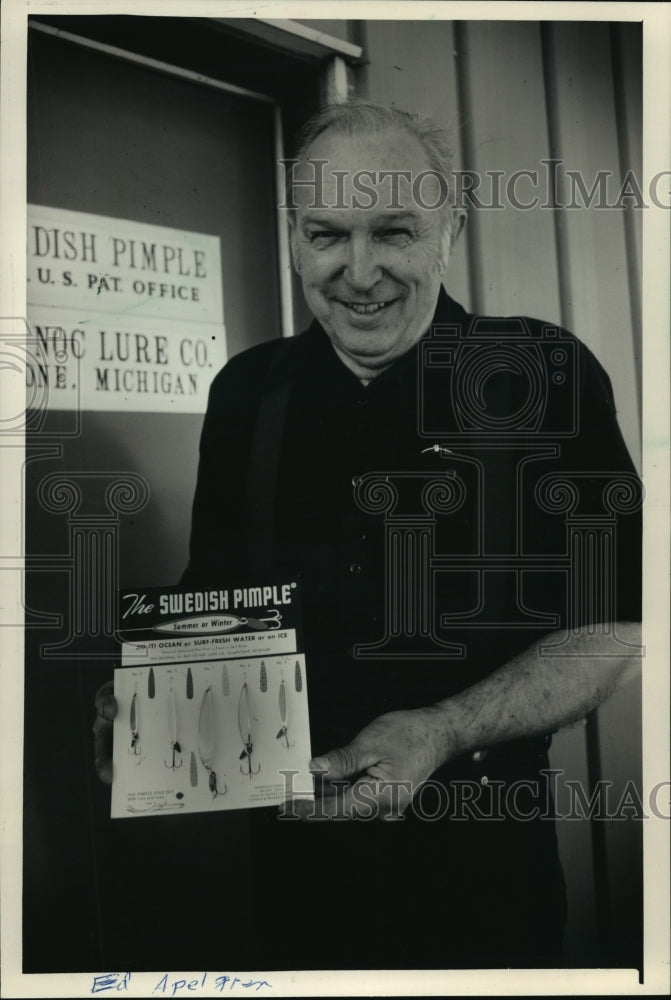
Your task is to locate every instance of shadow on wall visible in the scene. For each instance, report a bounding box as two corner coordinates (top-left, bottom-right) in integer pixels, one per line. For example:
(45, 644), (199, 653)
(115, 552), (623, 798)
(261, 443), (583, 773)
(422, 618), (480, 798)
(25, 409), (203, 601)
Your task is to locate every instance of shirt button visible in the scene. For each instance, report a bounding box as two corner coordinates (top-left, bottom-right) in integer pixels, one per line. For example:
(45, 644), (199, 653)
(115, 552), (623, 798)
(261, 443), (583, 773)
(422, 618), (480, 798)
(480, 775), (489, 786)
(352, 475), (361, 487)
(348, 563), (362, 576)
(471, 750), (488, 762)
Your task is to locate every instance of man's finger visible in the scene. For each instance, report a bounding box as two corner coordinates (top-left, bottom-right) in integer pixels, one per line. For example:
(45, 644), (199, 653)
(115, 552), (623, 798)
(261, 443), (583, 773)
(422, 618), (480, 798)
(310, 737), (377, 780)
(374, 778), (414, 820)
(93, 681), (116, 785)
(93, 714), (114, 784)
(94, 754), (114, 786)
(320, 776), (414, 821)
(310, 745), (355, 779)
(94, 681), (118, 722)
(278, 797), (315, 820)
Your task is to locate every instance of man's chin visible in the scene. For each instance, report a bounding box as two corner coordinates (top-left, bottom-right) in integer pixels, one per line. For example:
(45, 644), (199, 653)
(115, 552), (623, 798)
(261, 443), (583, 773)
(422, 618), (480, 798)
(330, 331), (408, 377)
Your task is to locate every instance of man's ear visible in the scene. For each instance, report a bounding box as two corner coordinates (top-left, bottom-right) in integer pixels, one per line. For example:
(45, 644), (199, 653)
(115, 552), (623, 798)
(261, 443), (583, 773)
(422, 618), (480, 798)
(439, 207), (467, 272)
(450, 208), (467, 246)
(287, 213), (302, 276)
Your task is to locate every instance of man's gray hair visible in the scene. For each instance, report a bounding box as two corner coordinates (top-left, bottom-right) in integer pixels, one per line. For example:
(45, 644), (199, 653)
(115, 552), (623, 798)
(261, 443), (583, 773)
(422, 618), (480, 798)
(293, 99), (455, 179)
(286, 99), (461, 246)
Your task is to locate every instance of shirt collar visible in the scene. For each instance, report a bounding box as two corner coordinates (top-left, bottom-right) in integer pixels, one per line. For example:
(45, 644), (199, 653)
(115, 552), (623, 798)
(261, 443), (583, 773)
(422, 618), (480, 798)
(269, 286), (471, 394)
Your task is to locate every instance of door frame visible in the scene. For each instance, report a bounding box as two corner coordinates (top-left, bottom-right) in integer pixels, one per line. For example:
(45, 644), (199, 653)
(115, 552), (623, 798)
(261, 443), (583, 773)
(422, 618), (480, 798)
(28, 16), (363, 340)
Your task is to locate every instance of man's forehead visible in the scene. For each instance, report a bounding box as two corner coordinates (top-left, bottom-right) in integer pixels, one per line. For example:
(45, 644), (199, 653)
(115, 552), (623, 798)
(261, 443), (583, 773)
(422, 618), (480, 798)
(296, 123), (433, 175)
(291, 126), (446, 217)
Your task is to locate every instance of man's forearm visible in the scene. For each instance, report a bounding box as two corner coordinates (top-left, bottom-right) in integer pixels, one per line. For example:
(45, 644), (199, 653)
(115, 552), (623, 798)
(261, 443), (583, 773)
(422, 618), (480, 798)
(431, 622), (642, 765)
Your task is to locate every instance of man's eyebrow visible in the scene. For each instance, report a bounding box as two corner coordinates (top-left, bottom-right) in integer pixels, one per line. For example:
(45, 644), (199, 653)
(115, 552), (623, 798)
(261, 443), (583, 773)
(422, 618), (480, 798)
(374, 212), (421, 225)
(301, 215), (346, 228)
(301, 211), (421, 228)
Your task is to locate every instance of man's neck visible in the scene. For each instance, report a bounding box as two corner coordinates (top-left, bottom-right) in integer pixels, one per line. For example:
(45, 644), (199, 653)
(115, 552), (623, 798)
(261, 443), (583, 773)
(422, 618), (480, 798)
(327, 294), (444, 385)
(329, 343), (391, 385)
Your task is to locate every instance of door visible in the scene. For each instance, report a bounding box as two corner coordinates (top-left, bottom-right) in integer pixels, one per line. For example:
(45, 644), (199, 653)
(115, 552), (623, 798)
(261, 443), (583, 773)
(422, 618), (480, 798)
(23, 19), (293, 973)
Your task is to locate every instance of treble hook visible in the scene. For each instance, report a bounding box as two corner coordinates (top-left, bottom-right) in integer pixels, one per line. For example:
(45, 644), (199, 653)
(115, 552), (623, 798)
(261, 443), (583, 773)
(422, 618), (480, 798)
(207, 769), (227, 798)
(164, 741), (183, 769)
(240, 609), (283, 630)
(239, 740), (261, 777)
(259, 609), (282, 628)
(129, 733), (141, 756)
(276, 725), (295, 749)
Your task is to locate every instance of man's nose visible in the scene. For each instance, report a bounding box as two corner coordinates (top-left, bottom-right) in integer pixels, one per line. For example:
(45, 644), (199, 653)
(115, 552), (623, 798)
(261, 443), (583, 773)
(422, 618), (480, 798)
(343, 235), (382, 291)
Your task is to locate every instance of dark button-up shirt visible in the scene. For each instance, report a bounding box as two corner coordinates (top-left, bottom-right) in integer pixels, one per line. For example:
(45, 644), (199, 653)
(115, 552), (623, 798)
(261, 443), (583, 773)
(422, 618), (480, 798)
(185, 288), (641, 755)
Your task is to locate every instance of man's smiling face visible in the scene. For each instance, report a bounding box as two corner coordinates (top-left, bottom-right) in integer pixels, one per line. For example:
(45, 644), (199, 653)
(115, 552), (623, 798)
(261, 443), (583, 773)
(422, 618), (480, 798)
(290, 126), (459, 380)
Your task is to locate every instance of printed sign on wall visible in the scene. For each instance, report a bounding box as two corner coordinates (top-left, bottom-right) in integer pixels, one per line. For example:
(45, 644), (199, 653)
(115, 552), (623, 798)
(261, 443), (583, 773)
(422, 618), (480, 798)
(26, 205), (226, 413)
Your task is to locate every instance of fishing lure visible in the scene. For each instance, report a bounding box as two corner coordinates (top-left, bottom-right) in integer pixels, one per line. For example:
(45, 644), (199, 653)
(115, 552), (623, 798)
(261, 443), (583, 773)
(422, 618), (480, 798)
(164, 689), (183, 770)
(128, 691), (141, 756)
(222, 663), (230, 697)
(186, 666), (194, 700)
(198, 686), (226, 798)
(260, 661), (267, 693)
(189, 750), (198, 788)
(238, 682), (260, 777)
(148, 667), (156, 699)
(294, 660), (302, 693)
(276, 680), (295, 749)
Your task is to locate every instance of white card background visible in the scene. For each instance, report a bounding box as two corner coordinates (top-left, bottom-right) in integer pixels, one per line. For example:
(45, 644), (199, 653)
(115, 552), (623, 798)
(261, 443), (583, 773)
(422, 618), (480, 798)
(112, 653), (313, 818)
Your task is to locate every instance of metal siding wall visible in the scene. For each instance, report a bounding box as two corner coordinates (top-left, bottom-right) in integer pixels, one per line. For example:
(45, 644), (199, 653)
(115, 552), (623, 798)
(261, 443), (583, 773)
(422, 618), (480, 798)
(593, 24), (644, 962)
(362, 18), (641, 462)
(550, 721), (599, 962)
(611, 22), (643, 438)
(455, 21), (562, 324)
(541, 25), (643, 961)
(363, 19), (471, 310)
(594, 673), (643, 966)
(360, 17), (642, 968)
(546, 22), (640, 472)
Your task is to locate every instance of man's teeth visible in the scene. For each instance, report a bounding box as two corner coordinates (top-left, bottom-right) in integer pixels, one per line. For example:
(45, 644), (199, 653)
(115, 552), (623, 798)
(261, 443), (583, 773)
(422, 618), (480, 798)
(344, 301), (391, 315)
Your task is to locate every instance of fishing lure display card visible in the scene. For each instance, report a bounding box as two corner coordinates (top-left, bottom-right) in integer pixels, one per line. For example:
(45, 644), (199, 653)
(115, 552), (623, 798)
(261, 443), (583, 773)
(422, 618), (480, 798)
(111, 582), (314, 818)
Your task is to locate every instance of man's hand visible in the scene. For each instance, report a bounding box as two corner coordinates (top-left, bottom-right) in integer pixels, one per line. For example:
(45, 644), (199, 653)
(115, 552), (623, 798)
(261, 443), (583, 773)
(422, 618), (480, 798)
(93, 681), (117, 785)
(297, 623), (641, 822)
(308, 706), (455, 820)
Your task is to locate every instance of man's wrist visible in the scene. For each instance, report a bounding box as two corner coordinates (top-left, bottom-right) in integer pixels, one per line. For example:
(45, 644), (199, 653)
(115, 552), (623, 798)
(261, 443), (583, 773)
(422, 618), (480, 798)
(421, 701), (470, 770)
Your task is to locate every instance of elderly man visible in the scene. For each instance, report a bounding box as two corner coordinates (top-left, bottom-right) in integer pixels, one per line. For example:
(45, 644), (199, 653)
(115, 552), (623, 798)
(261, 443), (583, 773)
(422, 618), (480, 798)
(96, 101), (641, 969)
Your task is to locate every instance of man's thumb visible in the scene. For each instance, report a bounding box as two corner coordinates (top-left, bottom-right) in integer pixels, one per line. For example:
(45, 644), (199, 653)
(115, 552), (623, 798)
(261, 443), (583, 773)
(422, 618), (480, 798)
(310, 744), (358, 779)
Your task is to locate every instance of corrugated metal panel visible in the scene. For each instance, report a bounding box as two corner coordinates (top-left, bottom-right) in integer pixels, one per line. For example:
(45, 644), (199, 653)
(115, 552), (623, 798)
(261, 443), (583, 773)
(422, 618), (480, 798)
(363, 19), (471, 310)
(546, 22), (640, 471)
(455, 21), (563, 325)
(360, 17), (642, 968)
(362, 18), (641, 467)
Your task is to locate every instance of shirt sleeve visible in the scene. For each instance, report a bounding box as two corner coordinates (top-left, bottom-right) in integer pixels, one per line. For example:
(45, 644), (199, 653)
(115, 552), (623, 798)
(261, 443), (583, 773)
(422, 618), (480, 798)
(179, 346), (269, 587)
(551, 340), (642, 626)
